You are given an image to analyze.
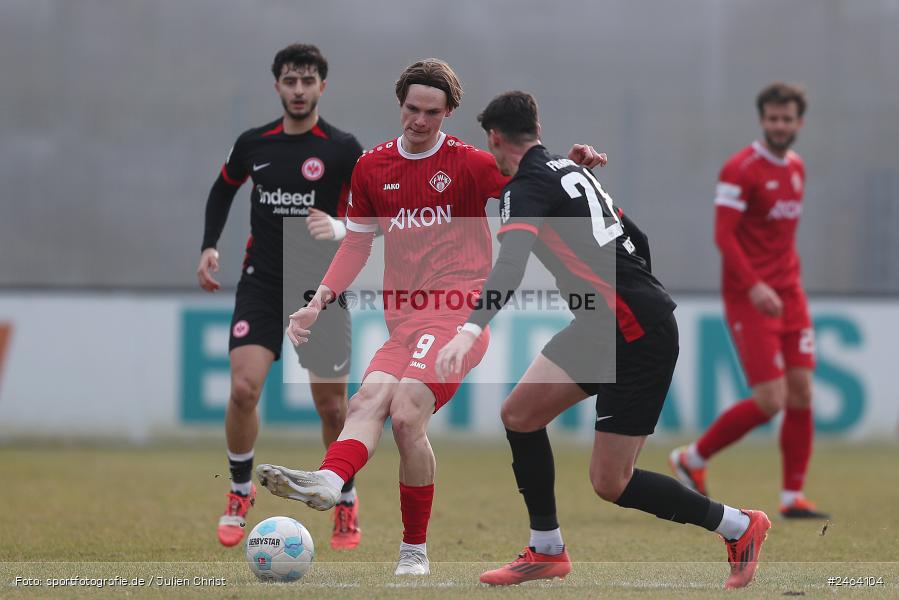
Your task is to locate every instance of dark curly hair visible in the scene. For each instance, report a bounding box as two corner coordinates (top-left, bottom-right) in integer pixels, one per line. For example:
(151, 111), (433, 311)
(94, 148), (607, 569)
(271, 43), (328, 80)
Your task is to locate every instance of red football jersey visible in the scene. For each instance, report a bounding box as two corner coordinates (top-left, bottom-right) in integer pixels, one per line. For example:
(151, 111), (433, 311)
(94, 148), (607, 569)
(345, 132), (508, 329)
(714, 141), (806, 295)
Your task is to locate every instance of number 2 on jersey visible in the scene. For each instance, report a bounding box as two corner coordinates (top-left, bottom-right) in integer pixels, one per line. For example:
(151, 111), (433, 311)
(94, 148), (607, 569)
(561, 169), (623, 247)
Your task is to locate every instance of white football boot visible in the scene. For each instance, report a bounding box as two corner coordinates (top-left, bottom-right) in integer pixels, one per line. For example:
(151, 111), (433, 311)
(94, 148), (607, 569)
(255, 464), (339, 510)
(394, 543), (430, 576)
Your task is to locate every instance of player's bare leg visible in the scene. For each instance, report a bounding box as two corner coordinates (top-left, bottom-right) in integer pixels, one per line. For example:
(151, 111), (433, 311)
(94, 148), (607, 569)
(670, 377), (786, 495)
(309, 374), (349, 448)
(336, 371), (399, 452)
(780, 368), (828, 518)
(390, 379), (437, 575)
(256, 372), (397, 509)
(219, 345), (274, 547)
(309, 373), (363, 548)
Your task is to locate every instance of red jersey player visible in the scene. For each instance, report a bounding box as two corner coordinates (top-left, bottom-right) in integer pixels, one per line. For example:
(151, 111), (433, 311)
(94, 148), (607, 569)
(255, 59), (606, 575)
(670, 82), (828, 519)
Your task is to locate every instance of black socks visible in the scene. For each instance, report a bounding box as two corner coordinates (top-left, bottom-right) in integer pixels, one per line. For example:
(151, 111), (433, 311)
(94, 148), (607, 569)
(506, 428), (559, 531)
(614, 468), (724, 531)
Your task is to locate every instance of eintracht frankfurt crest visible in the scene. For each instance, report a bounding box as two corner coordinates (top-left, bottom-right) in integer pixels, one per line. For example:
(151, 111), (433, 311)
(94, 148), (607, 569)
(302, 157), (325, 181)
(429, 171), (452, 193)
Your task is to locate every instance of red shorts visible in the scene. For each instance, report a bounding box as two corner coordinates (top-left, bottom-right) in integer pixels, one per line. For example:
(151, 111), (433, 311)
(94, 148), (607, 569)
(724, 286), (815, 386)
(363, 316), (490, 411)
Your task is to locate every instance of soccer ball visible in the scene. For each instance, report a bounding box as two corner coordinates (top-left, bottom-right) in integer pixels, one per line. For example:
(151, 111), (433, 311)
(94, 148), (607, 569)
(245, 516), (315, 582)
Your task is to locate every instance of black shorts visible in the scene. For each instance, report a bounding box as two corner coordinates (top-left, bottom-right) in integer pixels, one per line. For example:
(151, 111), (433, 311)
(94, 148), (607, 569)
(541, 312), (678, 436)
(229, 274), (351, 377)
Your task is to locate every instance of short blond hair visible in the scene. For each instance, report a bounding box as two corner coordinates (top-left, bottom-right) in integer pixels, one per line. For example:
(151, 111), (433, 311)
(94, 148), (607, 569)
(395, 59), (463, 110)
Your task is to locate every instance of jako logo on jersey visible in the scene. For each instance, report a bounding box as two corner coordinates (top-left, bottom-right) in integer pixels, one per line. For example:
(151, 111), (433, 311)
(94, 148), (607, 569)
(302, 157), (325, 181)
(256, 185), (316, 207)
(501, 191), (511, 223)
(388, 205), (452, 232)
(409, 360), (427, 370)
(767, 199), (802, 220)
(429, 171), (452, 193)
(383, 183), (401, 190)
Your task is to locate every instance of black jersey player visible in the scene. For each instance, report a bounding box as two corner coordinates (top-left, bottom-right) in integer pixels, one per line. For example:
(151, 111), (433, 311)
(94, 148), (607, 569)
(436, 92), (770, 589)
(197, 44), (364, 550)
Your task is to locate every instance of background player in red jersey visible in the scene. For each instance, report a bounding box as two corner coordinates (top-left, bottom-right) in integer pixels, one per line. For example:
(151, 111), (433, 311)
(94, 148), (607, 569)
(196, 44), (366, 549)
(669, 82), (828, 519)
(436, 91), (769, 589)
(255, 59), (605, 576)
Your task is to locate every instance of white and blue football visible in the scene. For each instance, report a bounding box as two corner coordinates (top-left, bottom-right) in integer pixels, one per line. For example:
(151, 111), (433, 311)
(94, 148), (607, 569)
(245, 516), (315, 582)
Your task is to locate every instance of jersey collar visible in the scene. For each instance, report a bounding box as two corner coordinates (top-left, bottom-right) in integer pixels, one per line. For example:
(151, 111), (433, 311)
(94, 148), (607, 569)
(752, 140), (789, 167)
(397, 131), (447, 160)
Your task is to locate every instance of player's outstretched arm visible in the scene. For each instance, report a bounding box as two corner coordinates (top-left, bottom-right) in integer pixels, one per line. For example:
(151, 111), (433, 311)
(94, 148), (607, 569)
(319, 229), (376, 295)
(285, 229), (375, 346)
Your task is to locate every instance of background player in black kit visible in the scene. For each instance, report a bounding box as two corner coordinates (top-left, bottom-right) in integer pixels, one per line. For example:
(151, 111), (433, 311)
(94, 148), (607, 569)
(196, 44), (364, 550)
(436, 92), (770, 589)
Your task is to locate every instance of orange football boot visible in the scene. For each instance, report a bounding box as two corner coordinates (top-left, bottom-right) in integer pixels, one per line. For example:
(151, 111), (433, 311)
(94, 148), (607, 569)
(330, 500), (362, 549)
(480, 547), (571, 585)
(723, 509), (771, 589)
(780, 497), (830, 519)
(669, 446), (708, 496)
(217, 485), (256, 547)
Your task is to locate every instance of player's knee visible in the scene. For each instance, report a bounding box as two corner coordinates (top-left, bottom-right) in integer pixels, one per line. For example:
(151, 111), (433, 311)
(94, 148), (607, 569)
(500, 401), (542, 432)
(753, 380), (788, 415)
(590, 470), (629, 503)
(229, 377), (262, 412)
(390, 406), (427, 446)
(346, 386), (389, 421)
(314, 396), (347, 429)
(787, 379), (813, 409)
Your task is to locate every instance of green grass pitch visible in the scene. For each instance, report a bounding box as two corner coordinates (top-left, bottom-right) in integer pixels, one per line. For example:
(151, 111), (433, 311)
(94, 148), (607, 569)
(3, 438), (897, 598)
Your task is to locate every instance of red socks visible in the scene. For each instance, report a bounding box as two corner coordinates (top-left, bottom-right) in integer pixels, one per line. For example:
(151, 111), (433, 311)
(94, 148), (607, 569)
(696, 398), (771, 459)
(400, 483), (434, 545)
(319, 439), (369, 482)
(780, 407), (813, 491)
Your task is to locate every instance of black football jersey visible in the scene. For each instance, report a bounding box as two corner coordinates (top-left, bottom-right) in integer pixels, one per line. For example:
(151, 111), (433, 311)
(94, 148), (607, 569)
(496, 145), (676, 342)
(221, 117), (363, 280)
